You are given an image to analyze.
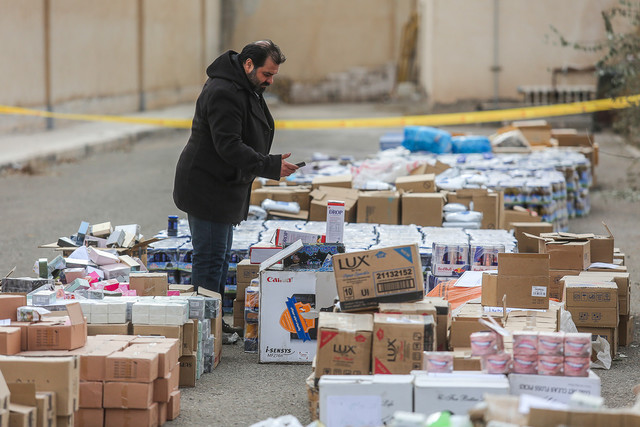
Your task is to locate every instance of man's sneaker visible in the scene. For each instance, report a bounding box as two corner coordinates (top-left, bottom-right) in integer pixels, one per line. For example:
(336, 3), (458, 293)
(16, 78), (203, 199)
(222, 320), (244, 336)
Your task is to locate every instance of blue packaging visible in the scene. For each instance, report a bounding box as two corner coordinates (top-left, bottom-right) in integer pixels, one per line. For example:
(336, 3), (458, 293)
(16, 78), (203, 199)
(402, 126), (452, 154)
(451, 136), (492, 153)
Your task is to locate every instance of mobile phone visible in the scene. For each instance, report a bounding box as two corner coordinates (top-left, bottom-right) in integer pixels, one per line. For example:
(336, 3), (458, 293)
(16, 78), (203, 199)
(295, 161), (306, 167)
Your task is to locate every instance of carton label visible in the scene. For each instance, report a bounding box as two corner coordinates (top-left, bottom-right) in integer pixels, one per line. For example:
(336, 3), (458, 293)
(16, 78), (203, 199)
(319, 330), (338, 349)
(531, 286), (547, 298)
(374, 268), (417, 295)
(111, 361), (138, 379)
(35, 329), (59, 347)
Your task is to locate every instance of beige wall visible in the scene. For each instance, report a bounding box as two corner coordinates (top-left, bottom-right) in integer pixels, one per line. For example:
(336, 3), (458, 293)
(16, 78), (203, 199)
(0, 0), (221, 131)
(225, 0), (414, 82)
(418, 0), (621, 105)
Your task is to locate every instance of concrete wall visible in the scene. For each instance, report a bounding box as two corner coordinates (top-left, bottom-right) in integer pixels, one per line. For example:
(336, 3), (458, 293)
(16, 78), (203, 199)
(418, 0), (622, 105)
(0, 0), (222, 132)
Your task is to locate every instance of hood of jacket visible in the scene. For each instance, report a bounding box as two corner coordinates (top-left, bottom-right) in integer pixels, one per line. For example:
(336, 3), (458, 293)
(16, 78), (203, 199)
(206, 50), (253, 92)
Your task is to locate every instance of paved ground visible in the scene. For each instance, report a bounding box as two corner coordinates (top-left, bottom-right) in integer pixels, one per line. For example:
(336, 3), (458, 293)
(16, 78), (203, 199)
(0, 102), (639, 425)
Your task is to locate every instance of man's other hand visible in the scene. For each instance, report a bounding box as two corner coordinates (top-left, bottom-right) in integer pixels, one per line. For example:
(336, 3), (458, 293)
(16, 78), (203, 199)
(280, 152), (299, 177)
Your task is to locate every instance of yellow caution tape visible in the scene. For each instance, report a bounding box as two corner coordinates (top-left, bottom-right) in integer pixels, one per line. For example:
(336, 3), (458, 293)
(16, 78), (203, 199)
(1, 94), (639, 130)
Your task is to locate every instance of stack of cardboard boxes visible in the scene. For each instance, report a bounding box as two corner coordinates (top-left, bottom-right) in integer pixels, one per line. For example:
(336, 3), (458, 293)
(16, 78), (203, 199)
(234, 259), (260, 331)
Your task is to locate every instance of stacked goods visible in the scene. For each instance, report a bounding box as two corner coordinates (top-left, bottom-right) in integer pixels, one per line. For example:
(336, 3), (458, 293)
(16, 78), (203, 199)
(244, 285), (259, 353)
(234, 259), (260, 331)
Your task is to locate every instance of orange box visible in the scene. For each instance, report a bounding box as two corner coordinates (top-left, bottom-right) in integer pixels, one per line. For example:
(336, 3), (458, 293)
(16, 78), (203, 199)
(79, 381), (103, 409)
(0, 327), (21, 355)
(105, 402), (158, 427)
(0, 295), (26, 321)
(167, 390), (180, 421)
(105, 352), (159, 383)
(75, 408), (104, 427)
(27, 303), (87, 351)
(103, 382), (153, 409)
(153, 364), (179, 402)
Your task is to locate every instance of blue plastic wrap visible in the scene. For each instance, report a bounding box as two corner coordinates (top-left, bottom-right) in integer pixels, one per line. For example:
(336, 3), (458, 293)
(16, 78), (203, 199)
(451, 136), (492, 153)
(402, 126), (452, 154)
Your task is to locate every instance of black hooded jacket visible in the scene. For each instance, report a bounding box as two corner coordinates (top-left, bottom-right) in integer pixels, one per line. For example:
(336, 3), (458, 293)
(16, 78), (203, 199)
(173, 50), (282, 224)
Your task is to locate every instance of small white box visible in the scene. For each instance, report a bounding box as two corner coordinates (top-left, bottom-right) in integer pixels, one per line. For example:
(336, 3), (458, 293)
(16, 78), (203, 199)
(131, 302), (150, 324)
(165, 303), (188, 325)
(325, 200), (345, 243)
(92, 313), (108, 324)
(319, 375), (413, 427)
(31, 290), (57, 306)
(108, 312), (127, 324)
(87, 247), (120, 266)
(91, 302), (108, 315)
(508, 370), (601, 403)
(413, 373), (510, 416)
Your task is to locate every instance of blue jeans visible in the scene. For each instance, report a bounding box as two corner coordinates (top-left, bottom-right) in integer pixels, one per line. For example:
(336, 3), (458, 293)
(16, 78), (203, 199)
(188, 214), (233, 301)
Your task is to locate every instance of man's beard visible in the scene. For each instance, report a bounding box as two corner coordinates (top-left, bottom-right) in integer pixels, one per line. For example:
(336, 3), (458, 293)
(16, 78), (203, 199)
(247, 68), (269, 94)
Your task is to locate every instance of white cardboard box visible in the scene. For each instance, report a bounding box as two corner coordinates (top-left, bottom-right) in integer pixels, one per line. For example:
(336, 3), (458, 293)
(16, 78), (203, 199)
(508, 370), (601, 403)
(319, 375), (413, 427)
(414, 373), (510, 415)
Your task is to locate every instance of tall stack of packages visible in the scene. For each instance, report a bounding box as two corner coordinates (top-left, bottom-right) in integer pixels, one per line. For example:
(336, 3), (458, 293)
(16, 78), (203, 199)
(244, 285), (260, 352)
(235, 259), (260, 331)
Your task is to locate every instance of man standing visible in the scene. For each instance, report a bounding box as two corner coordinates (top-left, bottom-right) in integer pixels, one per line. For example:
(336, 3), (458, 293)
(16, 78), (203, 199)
(173, 40), (297, 334)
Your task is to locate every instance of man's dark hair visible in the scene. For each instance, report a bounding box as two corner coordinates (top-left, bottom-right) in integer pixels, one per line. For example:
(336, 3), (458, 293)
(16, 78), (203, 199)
(238, 40), (286, 68)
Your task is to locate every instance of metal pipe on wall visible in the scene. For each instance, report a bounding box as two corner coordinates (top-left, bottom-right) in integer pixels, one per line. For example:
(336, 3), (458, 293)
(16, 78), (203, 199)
(492, 0), (500, 106)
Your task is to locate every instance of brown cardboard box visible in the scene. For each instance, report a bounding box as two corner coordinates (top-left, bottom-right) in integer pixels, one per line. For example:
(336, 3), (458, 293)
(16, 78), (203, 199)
(251, 186), (312, 211)
(579, 326), (618, 358)
(157, 402), (167, 426)
(125, 341), (179, 379)
(56, 414), (74, 427)
(401, 193), (444, 227)
(395, 174), (435, 193)
(27, 302), (87, 351)
(481, 253), (550, 309)
(512, 120), (552, 146)
(309, 186), (358, 222)
(132, 325), (182, 345)
(511, 222), (554, 253)
(564, 281), (618, 309)
(35, 391), (55, 427)
(422, 298), (451, 351)
(153, 363), (179, 403)
(315, 312), (373, 378)
(0, 295), (26, 321)
(236, 259), (260, 286)
(446, 189), (504, 229)
(452, 350), (482, 371)
(578, 272), (630, 316)
(103, 382), (153, 409)
(128, 272), (169, 296)
(75, 408), (103, 427)
(0, 372), (8, 413)
(371, 313), (435, 374)
(233, 299), (244, 330)
(332, 244), (425, 312)
(539, 239), (591, 270)
(619, 315), (634, 347)
(180, 320), (195, 356)
(105, 402), (158, 427)
(178, 355), (196, 387)
(528, 407), (569, 427)
(503, 208), (541, 230)
(569, 306), (619, 328)
(9, 322), (30, 352)
(549, 269), (580, 301)
(8, 403), (36, 427)
(79, 381), (103, 409)
(448, 317), (496, 349)
(311, 174), (352, 190)
(0, 327), (20, 355)
(79, 343), (125, 382)
(87, 323), (131, 336)
(378, 301), (438, 350)
(356, 191), (400, 224)
(105, 351), (159, 383)
(167, 390), (180, 421)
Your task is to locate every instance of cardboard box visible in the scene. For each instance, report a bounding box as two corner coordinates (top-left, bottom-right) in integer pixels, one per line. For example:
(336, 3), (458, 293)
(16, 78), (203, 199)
(549, 269), (580, 301)
(538, 239), (591, 270)
(9, 322), (30, 352)
(8, 403), (36, 427)
(356, 191), (400, 224)
(567, 306), (619, 328)
(481, 253), (550, 309)
(105, 403), (158, 427)
(449, 317), (497, 349)
(452, 351), (482, 370)
(318, 375), (413, 426)
(311, 174), (352, 190)
(372, 313), (436, 374)
(79, 381), (103, 409)
(401, 193), (444, 227)
(309, 186), (358, 223)
(103, 382), (153, 409)
(509, 369), (601, 403)
(167, 390), (180, 420)
(178, 355), (196, 387)
(446, 189), (504, 229)
(0, 327), (20, 356)
(0, 295), (26, 321)
(619, 315), (634, 347)
(578, 272), (630, 315)
(251, 186), (311, 211)
(236, 259), (260, 286)
(333, 244), (424, 312)
(87, 323), (131, 336)
(564, 281), (618, 309)
(153, 364), (179, 402)
(78, 343), (125, 382)
(0, 356), (78, 415)
(128, 272), (168, 296)
(233, 299), (244, 330)
(378, 301), (439, 351)
(315, 312), (373, 378)
(395, 173), (436, 193)
(157, 402), (167, 426)
(56, 414), (74, 427)
(105, 352), (159, 383)
(511, 222), (554, 253)
(579, 326), (618, 358)
(75, 408), (103, 427)
(503, 208), (541, 230)
(413, 373), (510, 415)
(132, 325), (182, 346)
(125, 341), (179, 379)
(422, 298), (451, 351)
(181, 320), (195, 356)
(27, 303), (87, 351)
(513, 119), (552, 145)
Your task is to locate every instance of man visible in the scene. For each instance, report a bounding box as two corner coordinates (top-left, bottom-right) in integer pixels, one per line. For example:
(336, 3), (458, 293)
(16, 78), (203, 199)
(173, 40), (298, 335)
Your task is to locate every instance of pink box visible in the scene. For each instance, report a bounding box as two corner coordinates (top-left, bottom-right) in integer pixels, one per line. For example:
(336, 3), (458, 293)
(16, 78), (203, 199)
(538, 332), (564, 356)
(564, 333), (592, 358)
(512, 332), (538, 355)
(564, 356), (590, 377)
(482, 352), (512, 374)
(512, 354), (537, 374)
(470, 331), (502, 356)
(537, 355), (564, 376)
(167, 291), (180, 296)
(423, 352), (453, 373)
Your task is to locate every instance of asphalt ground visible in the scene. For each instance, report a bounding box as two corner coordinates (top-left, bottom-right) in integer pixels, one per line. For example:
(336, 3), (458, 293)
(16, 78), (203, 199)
(0, 103), (639, 425)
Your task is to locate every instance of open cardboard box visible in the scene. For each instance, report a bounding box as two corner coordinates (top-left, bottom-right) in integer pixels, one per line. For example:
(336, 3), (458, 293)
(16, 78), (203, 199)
(27, 302), (87, 351)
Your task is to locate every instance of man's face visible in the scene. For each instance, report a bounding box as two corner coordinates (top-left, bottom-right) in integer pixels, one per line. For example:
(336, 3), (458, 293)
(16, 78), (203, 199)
(244, 57), (279, 94)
